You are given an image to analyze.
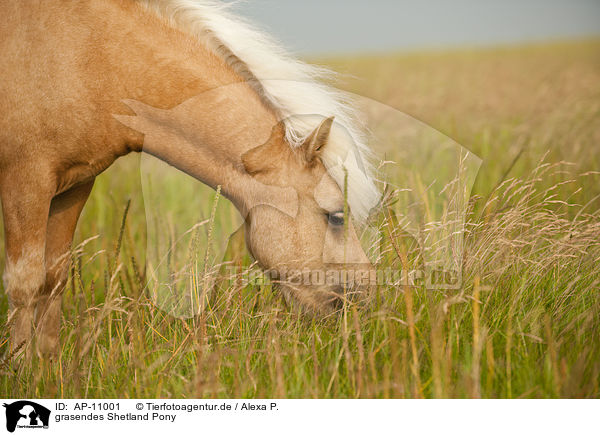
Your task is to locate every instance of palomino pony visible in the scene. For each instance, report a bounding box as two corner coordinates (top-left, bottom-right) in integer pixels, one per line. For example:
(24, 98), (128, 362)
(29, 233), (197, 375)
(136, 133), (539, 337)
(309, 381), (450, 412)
(0, 0), (379, 358)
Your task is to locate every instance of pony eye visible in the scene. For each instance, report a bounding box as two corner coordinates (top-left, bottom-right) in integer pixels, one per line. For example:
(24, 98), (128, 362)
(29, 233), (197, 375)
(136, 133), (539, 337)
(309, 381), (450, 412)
(327, 211), (345, 226)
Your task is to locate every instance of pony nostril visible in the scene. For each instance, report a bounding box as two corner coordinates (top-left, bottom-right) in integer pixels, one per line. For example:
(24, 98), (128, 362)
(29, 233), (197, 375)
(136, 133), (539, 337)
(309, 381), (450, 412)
(332, 285), (345, 295)
(330, 295), (344, 311)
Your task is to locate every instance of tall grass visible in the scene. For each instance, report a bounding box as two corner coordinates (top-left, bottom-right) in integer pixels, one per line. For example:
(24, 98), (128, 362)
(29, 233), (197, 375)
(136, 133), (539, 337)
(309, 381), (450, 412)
(1, 40), (599, 398)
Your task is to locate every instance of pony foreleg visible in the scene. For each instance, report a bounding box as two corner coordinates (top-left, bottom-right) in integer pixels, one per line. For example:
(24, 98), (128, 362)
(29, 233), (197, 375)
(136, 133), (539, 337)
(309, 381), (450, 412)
(1, 175), (53, 359)
(35, 181), (94, 358)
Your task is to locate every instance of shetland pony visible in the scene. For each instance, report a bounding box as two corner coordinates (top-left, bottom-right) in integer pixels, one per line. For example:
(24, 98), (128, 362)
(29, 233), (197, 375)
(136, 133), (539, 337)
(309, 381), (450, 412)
(0, 0), (379, 357)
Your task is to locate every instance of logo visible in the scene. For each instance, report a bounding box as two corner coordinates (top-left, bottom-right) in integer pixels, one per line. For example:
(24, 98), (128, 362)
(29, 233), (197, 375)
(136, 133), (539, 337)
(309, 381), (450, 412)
(2, 402), (50, 433)
(116, 87), (482, 318)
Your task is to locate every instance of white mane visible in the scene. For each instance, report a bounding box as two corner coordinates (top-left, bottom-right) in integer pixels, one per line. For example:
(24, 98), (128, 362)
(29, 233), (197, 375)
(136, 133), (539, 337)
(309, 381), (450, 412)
(139, 0), (380, 221)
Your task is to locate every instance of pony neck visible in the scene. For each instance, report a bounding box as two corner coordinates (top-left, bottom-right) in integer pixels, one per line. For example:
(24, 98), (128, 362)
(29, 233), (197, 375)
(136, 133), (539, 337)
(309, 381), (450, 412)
(117, 86), (294, 219)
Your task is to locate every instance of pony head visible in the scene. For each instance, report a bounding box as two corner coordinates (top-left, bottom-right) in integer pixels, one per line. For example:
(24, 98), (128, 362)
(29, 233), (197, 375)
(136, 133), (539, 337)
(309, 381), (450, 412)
(241, 117), (376, 314)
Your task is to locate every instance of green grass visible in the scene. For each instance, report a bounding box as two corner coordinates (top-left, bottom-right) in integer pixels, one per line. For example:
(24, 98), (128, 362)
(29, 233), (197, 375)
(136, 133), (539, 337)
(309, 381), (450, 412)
(1, 40), (599, 398)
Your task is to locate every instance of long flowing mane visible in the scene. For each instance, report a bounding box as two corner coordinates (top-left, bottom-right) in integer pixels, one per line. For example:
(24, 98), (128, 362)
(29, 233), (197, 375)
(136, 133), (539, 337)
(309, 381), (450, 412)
(137, 0), (380, 221)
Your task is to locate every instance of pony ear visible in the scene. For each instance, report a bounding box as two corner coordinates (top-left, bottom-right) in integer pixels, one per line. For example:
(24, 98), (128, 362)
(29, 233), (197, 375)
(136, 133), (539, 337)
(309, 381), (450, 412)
(302, 116), (334, 164)
(241, 125), (285, 176)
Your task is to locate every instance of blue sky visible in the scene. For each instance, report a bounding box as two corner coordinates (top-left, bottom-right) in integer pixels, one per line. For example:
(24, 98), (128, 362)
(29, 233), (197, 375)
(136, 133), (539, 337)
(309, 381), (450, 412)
(230, 0), (600, 54)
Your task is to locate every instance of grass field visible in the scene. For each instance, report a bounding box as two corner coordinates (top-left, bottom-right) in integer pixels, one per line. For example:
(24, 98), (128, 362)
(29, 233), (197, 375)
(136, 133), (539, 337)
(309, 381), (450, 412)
(1, 40), (599, 398)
